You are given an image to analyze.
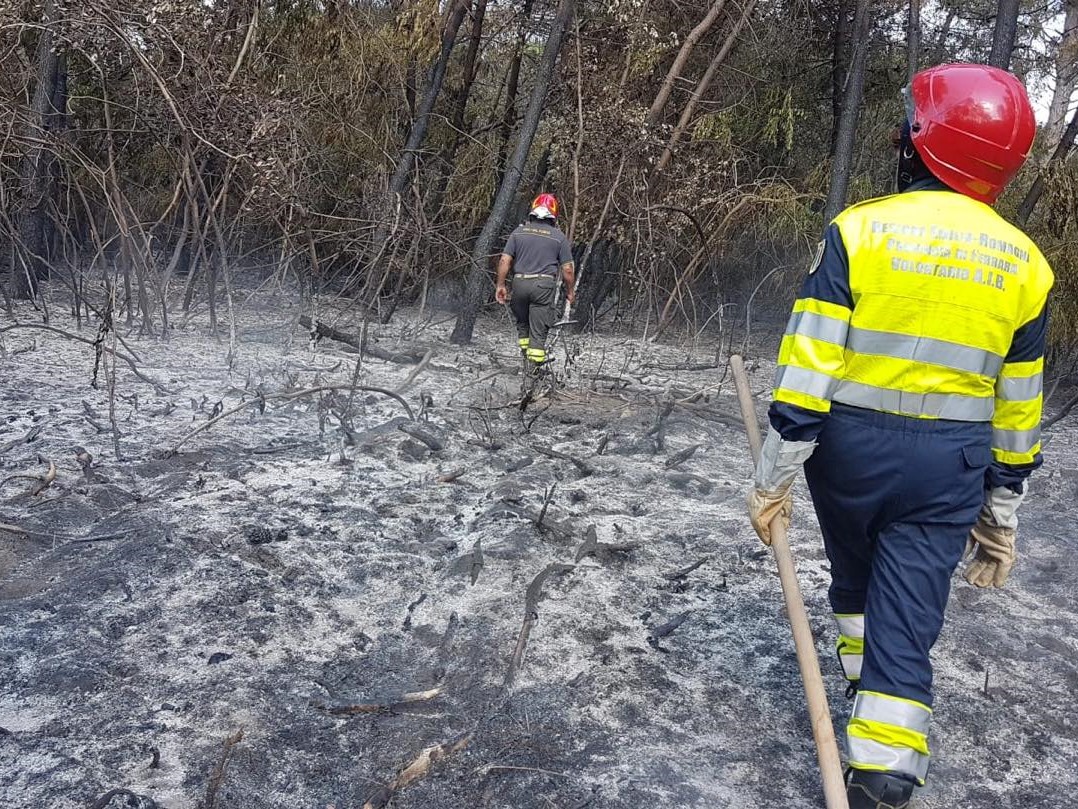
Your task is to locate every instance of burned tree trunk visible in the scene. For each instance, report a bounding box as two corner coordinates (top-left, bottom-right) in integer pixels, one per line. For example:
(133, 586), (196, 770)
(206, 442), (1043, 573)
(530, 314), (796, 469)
(492, 0), (536, 196)
(828, 0), (851, 157)
(1046, 0), (1078, 142)
(906, 0), (921, 84)
(451, 0), (575, 345)
(1016, 106), (1078, 226)
(653, 0), (757, 175)
(988, 0), (1021, 69)
(365, 0), (470, 293)
(824, 0), (872, 223)
(11, 0), (66, 300)
(646, 0), (728, 126)
(428, 0), (488, 216)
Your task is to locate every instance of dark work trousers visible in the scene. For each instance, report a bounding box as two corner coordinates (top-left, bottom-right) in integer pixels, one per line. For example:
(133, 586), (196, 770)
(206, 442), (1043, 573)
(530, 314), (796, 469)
(803, 403), (991, 707)
(510, 275), (557, 359)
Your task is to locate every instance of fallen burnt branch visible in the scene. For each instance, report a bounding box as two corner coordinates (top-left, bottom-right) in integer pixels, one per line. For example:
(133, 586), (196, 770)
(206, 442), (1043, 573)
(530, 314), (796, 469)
(665, 443), (703, 469)
(0, 424), (42, 456)
(483, 502), (576, 543)
(642, 398), (676, 452)
(300, 316), (428, 365)
(395, 348), (436, 393)
(536, 483), (557, 528)
(0, 323), (173, 394)
(533, 443), (594, 476)
(363, 732), (473, 809)
(663, 556), (710, 580)
(646, 611), (691, 652)
(0, 460), (56, 497)
(168, 385), (415, 454)
(574, 525), (641, 563)
(505, 562), (575, 687)
(436, 467), (467, 483)
(403, 592), (428, 630)
(399, 421), (445, 451)
(673, 398), (744, 429)
(646, 361), (722, 371)
(0, 522), (131, 543)
(202, 728), (244, 809)
(313, 686), (442, 716)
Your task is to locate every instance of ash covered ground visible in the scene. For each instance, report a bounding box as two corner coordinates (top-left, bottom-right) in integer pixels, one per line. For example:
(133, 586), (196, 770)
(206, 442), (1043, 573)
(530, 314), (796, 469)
(2, 291), (1077, 809)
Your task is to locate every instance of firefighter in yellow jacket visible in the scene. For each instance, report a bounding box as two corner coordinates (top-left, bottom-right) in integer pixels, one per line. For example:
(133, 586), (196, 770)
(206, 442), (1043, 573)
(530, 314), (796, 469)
(747, 64), (1053, 808)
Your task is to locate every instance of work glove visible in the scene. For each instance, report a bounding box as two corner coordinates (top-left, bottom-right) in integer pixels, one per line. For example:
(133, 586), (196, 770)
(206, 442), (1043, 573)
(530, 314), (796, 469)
(746, 427), (816, 546)
(748, 483), (792, 545)
(964, 485), (1025, 588)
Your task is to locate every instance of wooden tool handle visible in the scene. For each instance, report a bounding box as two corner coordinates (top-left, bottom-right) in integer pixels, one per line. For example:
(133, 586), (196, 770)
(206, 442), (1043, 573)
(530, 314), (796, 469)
(730, 354), (849, 809)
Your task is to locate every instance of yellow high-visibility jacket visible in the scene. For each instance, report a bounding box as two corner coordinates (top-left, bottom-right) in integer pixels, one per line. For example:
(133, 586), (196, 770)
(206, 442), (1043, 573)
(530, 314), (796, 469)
(771, 187), (1054, 480)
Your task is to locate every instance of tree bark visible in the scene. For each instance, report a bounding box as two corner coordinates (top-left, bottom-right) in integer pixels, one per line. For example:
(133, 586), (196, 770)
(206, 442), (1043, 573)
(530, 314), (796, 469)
(653, 0), (757, 176)
(646, 0), (728, 126)
(451, 0), (575, 345)
(1016, 106), (1078, 226)
(988, 0), (1021, 69)
(1046, 0), (1078, 142)
(365, 0), (470, 288)
(829, 0), (852, 157)
(492, 0), (535, 196)
(906, 0), (921, 84)
(824, 0), (872, 223)
(11, 0), (65, 300)
(428, 0), (488, 216)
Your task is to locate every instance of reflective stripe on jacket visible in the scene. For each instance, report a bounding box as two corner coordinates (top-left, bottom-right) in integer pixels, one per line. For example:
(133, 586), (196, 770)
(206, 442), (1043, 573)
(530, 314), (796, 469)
(773, 189), (1054, 467)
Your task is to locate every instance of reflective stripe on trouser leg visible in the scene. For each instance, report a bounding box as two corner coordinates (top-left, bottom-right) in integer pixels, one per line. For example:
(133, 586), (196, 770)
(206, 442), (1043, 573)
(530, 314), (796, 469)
(848, 690), (931, 784)
(835, 613), (864, 682)
(526, 347), (547, 364)
(518, 337), (530, 353)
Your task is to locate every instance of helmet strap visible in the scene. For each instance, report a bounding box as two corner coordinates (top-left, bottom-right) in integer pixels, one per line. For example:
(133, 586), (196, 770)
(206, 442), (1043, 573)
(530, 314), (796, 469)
(895, 120), (934, 193)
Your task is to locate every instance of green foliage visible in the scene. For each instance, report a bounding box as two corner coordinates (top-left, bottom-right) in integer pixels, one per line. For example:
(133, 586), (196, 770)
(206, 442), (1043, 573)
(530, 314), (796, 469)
(1, 0), (1074, 346)
(691, 111), (734, 149)
(761, 88), (797, 153)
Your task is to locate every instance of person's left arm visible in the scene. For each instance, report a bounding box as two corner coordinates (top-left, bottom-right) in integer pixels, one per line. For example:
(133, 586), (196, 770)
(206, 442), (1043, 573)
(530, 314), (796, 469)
(966, 258), (1053, 588)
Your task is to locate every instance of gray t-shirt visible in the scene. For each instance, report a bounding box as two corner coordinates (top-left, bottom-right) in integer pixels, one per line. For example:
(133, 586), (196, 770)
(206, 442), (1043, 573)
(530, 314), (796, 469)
(502, 219), (574, 277)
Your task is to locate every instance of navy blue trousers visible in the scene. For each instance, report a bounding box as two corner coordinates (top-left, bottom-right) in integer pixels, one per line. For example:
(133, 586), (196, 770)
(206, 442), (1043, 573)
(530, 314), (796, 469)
(804, 404), (991, 706)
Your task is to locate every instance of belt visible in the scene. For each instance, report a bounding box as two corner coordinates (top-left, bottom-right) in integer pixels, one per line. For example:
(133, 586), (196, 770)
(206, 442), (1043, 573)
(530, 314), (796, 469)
(515, 273), (552, 279)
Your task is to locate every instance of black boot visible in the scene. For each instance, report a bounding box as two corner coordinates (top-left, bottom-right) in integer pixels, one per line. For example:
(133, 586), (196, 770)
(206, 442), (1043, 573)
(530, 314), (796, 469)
(846, 768), (916, 809)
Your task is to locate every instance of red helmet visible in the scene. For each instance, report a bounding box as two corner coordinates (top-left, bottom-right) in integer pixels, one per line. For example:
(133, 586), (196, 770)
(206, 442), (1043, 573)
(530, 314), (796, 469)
(905, 63), (1036, 204)
(531, 193), (559, 219)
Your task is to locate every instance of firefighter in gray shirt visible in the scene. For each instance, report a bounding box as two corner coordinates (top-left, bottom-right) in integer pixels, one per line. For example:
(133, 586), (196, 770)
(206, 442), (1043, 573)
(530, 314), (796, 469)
(495, 193), (576, 370)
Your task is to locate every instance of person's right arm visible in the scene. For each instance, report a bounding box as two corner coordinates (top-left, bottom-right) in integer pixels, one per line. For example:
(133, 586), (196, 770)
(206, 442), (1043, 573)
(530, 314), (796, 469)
(495, 254), (513, 304)
(768, 222), (855, 445)
(749, 223), (854, 544)
(496, 232), (517, 304)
